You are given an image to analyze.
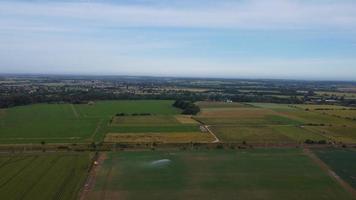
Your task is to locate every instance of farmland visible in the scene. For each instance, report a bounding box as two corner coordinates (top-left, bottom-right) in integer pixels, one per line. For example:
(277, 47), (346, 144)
(313, 148), (356, 189)
(0, 99), (356, 200)
(105, 114), (210, 143)
(0, 153), (90, 200)
(0, 100), (181, 144)
(87, 149), (354, 200)
(195, 102), (356, 144)
(1, 100), (355, 144)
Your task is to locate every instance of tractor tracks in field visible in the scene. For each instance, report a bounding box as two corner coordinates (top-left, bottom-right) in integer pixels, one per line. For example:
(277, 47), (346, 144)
(90, 119), (104, 141)
(303, 148), (356, 198)
(70, 104), (80, 119)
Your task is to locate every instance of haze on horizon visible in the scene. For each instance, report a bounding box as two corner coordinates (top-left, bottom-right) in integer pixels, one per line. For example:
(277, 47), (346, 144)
(1, 0), (356, 81)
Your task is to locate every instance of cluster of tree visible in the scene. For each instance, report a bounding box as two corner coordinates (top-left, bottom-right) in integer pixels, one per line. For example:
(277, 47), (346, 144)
(116, 113), (151, 116)
(173, 100), (200, 115)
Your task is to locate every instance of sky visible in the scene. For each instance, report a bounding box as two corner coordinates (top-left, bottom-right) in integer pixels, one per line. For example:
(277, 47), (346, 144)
(1, 0), (356, 81)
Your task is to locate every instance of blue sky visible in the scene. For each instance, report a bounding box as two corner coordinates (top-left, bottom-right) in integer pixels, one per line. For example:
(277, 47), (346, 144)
(1, 0), (356, 80)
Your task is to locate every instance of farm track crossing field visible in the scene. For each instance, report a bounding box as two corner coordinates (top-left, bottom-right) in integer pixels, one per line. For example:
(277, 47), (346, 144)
(0, 153), (90, 200)
(87, 149), (355, 200)
(313, 148), (356, 189)
(0, 100), (356, 144)
(195, 102), (356, 144)
(0, 100), (179, 144)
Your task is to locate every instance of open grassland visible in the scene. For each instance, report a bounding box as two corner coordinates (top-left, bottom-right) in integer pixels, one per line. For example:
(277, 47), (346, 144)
(0, 153), (90, 200)
(0, 100), (180, 144)
(313, 148), (356, 189)
(104, 132), (214, 143)
(88, 149), (354, 200)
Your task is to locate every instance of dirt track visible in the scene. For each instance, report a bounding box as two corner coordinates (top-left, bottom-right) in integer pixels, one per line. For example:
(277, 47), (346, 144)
(203, 125), (220, 143)
(303, 148), (356, 198)
(79, 153), (107, 200)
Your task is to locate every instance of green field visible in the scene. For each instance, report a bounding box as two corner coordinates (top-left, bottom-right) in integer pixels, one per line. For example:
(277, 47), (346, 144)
(313, 148), (356, 188)
(112, 115), (181, 126)
(75, 100), (180, 117)
(0, 100), (179, 144)
(210, 125), (327, 143)
(106, 113), (204, 142)
(196, 101), (252, 109)
(88, 149), (354, 200)
(210, 126), (294, 143)
(1, 101), (356, 144)
(0, 153), (90, 200)
(316, 109), (356, 119)
(195, 102), (356, 144)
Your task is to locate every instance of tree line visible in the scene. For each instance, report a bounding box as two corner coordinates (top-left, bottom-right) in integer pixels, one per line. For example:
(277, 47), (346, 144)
(173, 100), (200, 115)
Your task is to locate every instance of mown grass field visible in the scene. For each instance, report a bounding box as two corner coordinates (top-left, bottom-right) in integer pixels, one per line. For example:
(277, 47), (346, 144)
(88, 149), (354, 200)
(313, 148), (356, 189)
(0, 153), (90, 200)
(195, 101), (356, 144)
(0, 100), (180, 144)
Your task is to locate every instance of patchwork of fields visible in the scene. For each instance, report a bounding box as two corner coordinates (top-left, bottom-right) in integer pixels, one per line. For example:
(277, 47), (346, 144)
(1, 100), (356, 144)
(195, 102), (356, 144)
(0, 101), (356, 199)
(0, 153), (90, 200)
(87, 149), (355, 200)
(0, 100), (191, 144)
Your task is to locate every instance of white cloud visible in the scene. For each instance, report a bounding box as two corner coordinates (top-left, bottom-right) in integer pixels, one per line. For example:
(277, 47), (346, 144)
(0, 0), (356, 31)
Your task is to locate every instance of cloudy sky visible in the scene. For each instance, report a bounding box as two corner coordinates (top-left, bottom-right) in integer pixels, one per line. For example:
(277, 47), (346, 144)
(1, 0), (356, 80)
